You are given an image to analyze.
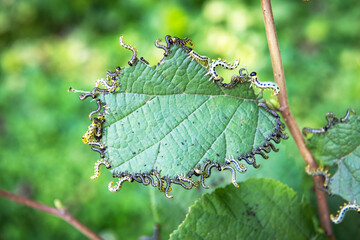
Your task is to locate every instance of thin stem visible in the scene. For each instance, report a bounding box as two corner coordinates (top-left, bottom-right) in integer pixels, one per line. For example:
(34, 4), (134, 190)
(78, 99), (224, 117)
(0, 189), (102, 240)
(260, 0), (334, 238)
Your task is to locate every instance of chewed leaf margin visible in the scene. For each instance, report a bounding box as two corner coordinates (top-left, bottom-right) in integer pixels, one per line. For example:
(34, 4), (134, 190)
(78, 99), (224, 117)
(73, 35), (288, 199)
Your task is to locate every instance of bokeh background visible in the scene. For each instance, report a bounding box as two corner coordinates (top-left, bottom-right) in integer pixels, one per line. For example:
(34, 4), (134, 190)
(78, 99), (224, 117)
(0, 0), (359, 239)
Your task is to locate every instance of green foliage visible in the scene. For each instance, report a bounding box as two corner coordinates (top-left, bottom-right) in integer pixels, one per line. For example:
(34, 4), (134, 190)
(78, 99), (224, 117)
(306, 112), (360, 203)
(170, 178), (317, 240)
(1, 0), (359, 239)
(100, 45), (284, 185)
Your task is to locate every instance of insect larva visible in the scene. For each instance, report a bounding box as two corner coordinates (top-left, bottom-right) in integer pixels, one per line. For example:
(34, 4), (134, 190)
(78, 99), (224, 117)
(95, 77), (118, 93)
(257, 102), (280, 118)
(106, 66), (121, 80)
(220, 165), (239, 188)
(108, 176), (132, 192)
(119, 35), (138, 66)
(305, 165), (330, 188)
(179, 37), (194, 47)
(253, 149), (269, 159)
(183, 46), (210, 68)
(89, 99), (102, 120)
(151, 169), (163, 191)
(208, 58), (240, 82)
(239, 153), (260, 168)
(220, 75), (247, 89)
(155, 39), (170, 57)
(91, 146), (105, 158)
(143, 173), (158, 187)
(302, 127), (325, 137)
(225, 156), (247, 173)
(90, 160), (111, 180)
(139, 57), (149, 65)
(330, 202), (360, 224)
(178, 175), (199, 189)
(340, 109), (356, 122)
(162, 176), (173, 199)
(248, 72), (280, 96)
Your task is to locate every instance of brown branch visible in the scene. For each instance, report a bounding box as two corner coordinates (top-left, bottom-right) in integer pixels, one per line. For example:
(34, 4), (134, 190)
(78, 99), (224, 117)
(0, 189), (102, 240)
(260, 0), (334, 238)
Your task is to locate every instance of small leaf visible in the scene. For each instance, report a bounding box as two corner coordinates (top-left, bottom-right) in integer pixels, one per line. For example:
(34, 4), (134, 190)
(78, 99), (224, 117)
(79, 38), (287, 197)
(170, 178), (316, 240)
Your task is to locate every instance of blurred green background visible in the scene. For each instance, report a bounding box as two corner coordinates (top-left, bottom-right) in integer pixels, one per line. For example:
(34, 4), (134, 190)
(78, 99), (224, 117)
(0, 0), (359, 239)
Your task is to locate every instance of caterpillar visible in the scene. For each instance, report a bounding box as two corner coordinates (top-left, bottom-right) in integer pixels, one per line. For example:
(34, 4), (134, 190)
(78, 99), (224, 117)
(90, 160), (111, 180)
(91, 146), (105, 158)
(340, 109), (356, 122)
(239, 153), (260, 168)
(220, 75), (247, 89)
(155, 39), (170, 57)
(176, 175), (199, 189)
(108, 176), (132, 192)
(151, 169), (164, 191)
(182, 46), (210, 68)
(305, 165), (330, 189)
(225, 156), (247, 173)
(82, 115), (105, 144)
(302, 110), (350, 137)
(119, 36), (138, 66)
(249, 72), (280, 96)
(143, 173), (159, 187)
(220, 165), (239, 188)
(330, 202), (360, 224)
(106, 66), (121, 80)
(257, 102), (280, 118)
(165, 35), (194, 48)
(139, 57), (149, 65)
(208, 58), (240, 82)
(95, 77), (118, 93)
(162, 176), (173, 199)
(88, 99), (104, 120)
(192, 161), (221, 189)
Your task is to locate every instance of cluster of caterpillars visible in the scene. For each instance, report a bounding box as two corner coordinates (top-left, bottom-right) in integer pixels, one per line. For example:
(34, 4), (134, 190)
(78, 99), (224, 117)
(154, 35), (280, 96)
(303, 109), (358, 223)
(74, 35), (288, 198)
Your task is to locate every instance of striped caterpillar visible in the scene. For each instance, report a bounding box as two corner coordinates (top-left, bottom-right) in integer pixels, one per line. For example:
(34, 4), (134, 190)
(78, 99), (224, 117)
(225, 156), (247, 173)
(119, 36), (138, 66)
(305, 165), (330, 189)
(90, 160), (111, 180)
(207, 58), (240, 82)
(106, 66), (121, 81)
(155, 39), (170, 57)
(249, 72), (280, 96)
(108, 176), (132, 192)
(165, 35), (194, 48)
(220, 165), (239, 188)
(330, 202), (360, 224)
(183, 46), (210, 68)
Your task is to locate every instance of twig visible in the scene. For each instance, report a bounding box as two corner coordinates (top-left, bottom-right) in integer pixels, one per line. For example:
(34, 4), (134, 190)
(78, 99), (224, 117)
(260, 0), (334, 238)
(0, 189), (102, 240)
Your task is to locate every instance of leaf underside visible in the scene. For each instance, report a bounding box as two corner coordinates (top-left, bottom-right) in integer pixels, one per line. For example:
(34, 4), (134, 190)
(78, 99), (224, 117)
(82, 42), (287, 197)
(170, 178), (315, 240)
(306, 112), (360, 202)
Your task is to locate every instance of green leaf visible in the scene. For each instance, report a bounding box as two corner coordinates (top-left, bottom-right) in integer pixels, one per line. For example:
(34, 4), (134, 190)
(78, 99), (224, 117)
(170, 178), (316, 240)
(84, 41), (287, 197)
(305, 111), (360, 202)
